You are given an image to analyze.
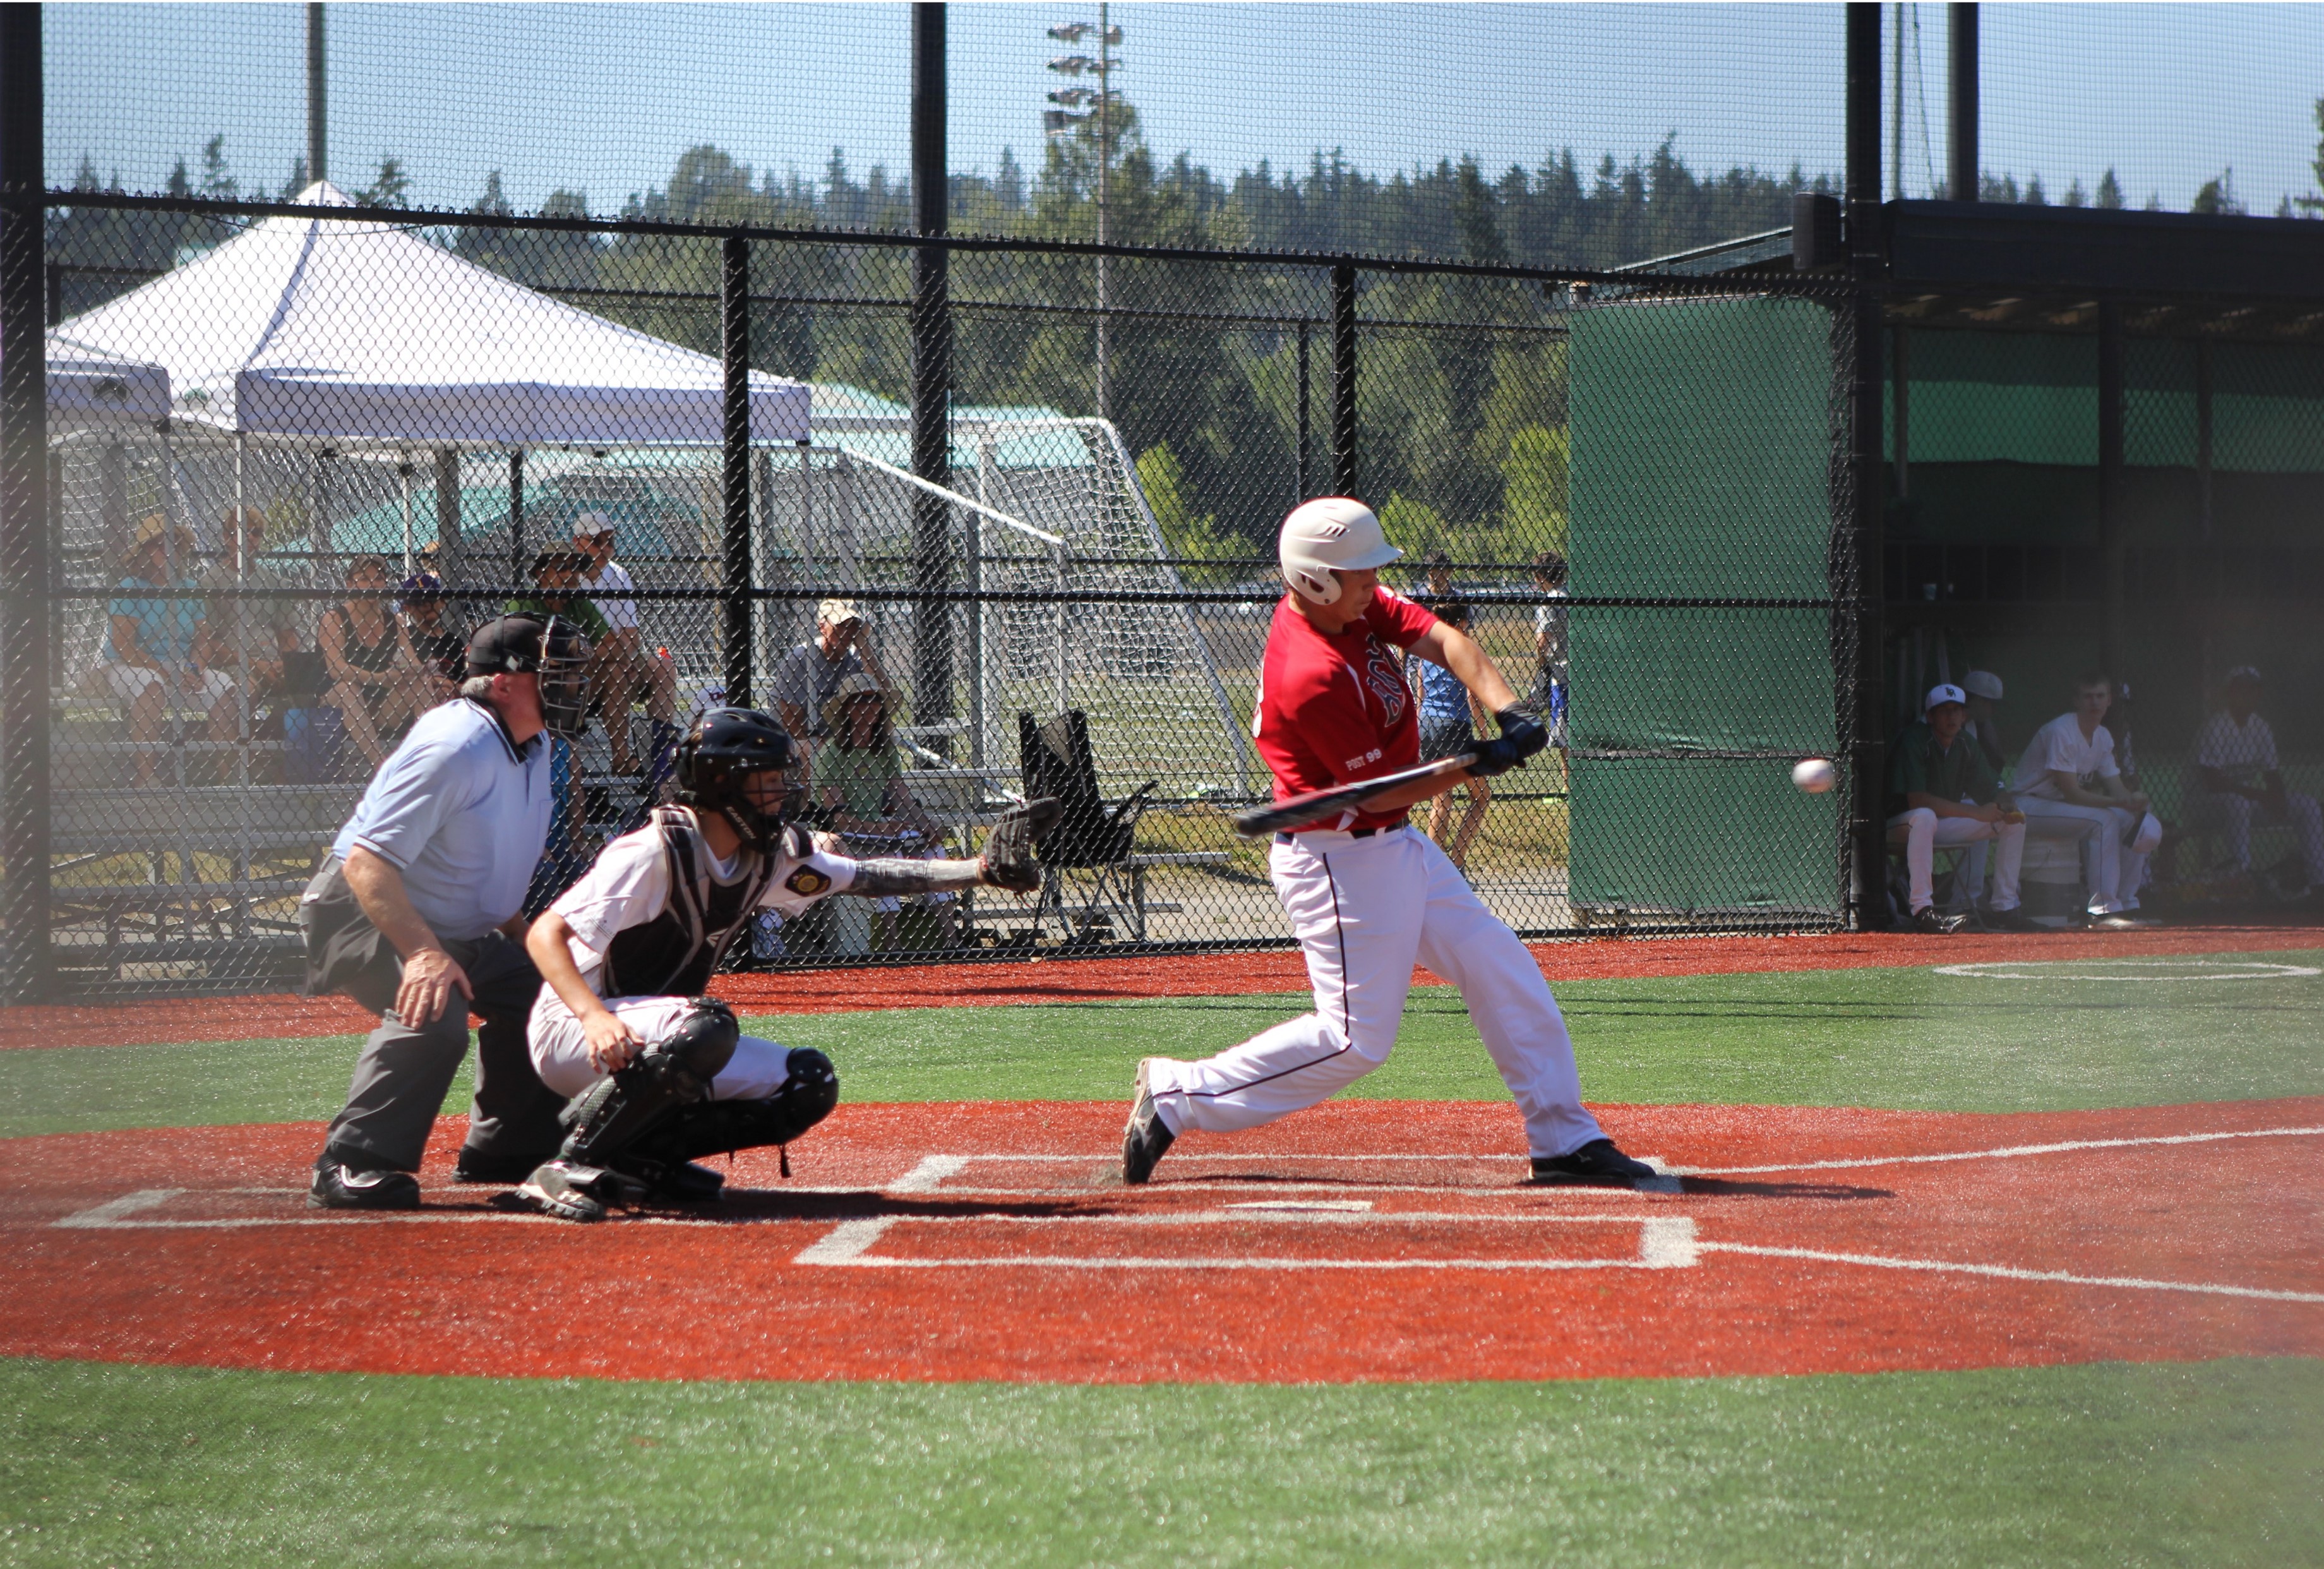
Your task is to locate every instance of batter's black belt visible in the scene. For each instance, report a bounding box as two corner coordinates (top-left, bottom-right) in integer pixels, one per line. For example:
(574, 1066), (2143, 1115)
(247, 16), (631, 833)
(1275, 823), (1406, 846)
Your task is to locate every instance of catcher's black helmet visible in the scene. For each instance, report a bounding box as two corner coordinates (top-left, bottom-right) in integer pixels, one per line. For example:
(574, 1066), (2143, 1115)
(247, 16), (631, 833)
(675, 706), (801, 852)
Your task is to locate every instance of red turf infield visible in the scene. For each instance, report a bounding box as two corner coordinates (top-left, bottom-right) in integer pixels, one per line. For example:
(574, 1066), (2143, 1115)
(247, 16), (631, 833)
(3, 1098), (2316, 1383)
(7, 923), (2322, 1050)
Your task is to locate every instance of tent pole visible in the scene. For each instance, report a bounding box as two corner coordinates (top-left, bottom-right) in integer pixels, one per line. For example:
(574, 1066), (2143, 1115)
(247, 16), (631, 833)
(507, 448), (524, 594)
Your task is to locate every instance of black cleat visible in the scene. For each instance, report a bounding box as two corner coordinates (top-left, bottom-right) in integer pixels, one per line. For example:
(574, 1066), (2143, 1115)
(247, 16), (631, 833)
(1121, 1059), (1177, 1186)
(1911, 905), (1968, 934)
(1530, 1138), (1656, 1186)
(512, 1159), (645, 1223)
(309, 1162), (421, 1211)
(611, 1154), (727, 1205)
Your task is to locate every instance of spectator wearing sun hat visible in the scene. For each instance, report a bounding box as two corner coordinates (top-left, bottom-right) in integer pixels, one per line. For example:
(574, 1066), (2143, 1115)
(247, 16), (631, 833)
(90, 513), (239, 784)
(2189, 666), (2324, 896)
(770, 598), (892, 763)
(1887, 682), (2035, 933)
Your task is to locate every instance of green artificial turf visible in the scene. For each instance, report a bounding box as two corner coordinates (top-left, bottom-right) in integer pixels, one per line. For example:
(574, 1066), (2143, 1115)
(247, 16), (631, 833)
(1, 1355), (2316, 1568)
(5, 951), (2320, 1138)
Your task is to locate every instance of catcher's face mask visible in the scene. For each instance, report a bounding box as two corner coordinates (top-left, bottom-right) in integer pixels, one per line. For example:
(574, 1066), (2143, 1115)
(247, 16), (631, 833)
(535, 616), (594, 739)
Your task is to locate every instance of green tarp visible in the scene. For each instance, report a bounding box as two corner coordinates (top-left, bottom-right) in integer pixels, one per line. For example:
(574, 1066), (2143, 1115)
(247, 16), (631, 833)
(1566, 296), (1843, 917)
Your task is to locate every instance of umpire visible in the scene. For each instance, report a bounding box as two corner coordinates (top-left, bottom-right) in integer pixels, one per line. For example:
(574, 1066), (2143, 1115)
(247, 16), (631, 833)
(302, 613), (593, 1209)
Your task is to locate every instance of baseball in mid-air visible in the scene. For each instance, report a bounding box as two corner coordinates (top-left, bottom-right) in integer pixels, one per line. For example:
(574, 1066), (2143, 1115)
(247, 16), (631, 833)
(1792, 757), (1836, 794)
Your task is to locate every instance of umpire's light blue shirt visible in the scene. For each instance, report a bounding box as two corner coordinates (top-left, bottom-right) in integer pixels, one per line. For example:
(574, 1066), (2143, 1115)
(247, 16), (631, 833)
(332, 699), (554, 941)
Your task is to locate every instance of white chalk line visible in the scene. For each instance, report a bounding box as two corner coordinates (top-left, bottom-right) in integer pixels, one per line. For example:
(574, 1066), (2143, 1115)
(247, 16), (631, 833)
(1699, 1242), (2324, 1304)
(1670, 1124), (2324, 1177)
(1933, 959), (2320, 981)
(796, 1214), (1700, 1271)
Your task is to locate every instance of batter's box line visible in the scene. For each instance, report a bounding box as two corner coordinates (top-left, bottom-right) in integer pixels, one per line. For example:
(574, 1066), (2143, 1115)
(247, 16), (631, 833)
(884, 1153), (1684, 1196)
(796, 1212), (1704, 1271)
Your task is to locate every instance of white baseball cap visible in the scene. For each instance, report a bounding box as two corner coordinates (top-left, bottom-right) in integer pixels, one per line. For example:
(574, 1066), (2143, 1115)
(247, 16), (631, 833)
(1924, 682), (1968, 712)
(1960, 670), (2003, 701)
(570, 510), (617, 539)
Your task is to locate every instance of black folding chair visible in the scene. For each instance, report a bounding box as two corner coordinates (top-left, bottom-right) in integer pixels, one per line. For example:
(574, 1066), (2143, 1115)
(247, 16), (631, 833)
(1019, 709), (1156, 944)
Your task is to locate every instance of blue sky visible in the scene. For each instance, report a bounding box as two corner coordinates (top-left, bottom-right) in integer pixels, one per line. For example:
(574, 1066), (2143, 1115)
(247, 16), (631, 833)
(45, 4), (2324, 220)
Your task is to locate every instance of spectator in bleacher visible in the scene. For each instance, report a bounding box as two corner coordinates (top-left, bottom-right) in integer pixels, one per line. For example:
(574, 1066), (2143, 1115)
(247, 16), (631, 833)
(772, 598), (893, 763)
(90, 513), (236, 786)
(812, 673), (953, 947)
(1526, 551), (1571, 749)
(397, 572), (468, 696)
(2191, 666), (2324, 896)
(508, 549), (652, 774)
(320, 555), (436, 770)
(2011, 671), (2160, 929)
(1960, 668), (2008, 774)
(196, 506), (303, 709)
(1888, 682), (2035, 933)
(571, 512), (679, 784)
(1406, 600), (1492, 873)
(1418, 549), (1455, 603)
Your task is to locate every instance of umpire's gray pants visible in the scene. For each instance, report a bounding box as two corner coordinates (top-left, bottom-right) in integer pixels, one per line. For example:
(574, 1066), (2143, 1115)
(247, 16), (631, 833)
(320, 931), (566, 1175)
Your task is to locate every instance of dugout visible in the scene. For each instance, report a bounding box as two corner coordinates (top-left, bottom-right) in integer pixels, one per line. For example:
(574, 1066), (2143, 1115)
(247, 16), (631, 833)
(1564, 200), (2324, 922)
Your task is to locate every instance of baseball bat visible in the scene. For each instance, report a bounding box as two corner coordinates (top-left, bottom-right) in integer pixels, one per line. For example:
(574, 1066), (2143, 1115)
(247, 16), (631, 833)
(1233, 752), (1478, 838)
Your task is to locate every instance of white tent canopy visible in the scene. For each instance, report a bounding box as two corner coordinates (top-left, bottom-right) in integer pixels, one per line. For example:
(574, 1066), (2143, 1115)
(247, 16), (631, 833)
(43, 333), (172, 430)
(54, 182), (809, 447)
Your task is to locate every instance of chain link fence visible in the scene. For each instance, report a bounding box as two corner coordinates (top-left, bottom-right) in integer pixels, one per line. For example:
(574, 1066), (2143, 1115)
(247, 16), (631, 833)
(9, 179), (1866, 996)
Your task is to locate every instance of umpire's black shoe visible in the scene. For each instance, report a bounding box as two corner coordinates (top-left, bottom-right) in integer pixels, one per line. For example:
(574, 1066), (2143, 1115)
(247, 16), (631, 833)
(1121, 1059), (1177, 1186)
(309, 1162), (422, 1211)
(1530, 1139), (1656, 1186)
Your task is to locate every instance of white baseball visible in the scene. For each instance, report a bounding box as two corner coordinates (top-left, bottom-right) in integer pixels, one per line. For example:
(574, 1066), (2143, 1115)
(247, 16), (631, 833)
(1792, 757), (1836, 794)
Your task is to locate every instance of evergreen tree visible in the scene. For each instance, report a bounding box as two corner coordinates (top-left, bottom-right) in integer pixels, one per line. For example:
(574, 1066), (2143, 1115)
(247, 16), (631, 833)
(2095, 169), (2126, 210)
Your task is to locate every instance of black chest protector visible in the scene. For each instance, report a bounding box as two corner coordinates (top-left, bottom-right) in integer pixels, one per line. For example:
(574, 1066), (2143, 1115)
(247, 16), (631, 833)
(599, 808), (801, 998)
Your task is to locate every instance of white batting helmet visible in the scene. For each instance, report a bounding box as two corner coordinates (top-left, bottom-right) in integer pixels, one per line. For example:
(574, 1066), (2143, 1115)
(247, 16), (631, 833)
(1278, 497), (1401, 605)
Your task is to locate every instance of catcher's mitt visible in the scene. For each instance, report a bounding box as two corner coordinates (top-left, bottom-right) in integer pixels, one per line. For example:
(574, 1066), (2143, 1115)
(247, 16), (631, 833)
(980, 797), (1061, 893)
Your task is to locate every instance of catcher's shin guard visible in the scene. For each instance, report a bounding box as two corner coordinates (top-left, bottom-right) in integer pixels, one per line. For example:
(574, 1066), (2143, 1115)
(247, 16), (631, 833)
(558, 997), (738, 1167)
(645, 1049), (839, 1164)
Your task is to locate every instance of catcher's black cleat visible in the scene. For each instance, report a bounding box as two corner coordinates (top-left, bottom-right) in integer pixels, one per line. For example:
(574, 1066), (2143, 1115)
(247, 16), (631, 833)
(512, 1159), (645, 1222)
(1121, 1058), (1176, 1186)
(610, 1153), (727, 1205)
(309, 1162), (421, 1211)
(1529, 1139), (1656, 1186)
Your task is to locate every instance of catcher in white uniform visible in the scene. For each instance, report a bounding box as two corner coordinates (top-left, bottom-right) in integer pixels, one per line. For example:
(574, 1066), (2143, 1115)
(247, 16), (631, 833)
(515, 706), (1056, 1221)
(1122, 499), (1651, 1186)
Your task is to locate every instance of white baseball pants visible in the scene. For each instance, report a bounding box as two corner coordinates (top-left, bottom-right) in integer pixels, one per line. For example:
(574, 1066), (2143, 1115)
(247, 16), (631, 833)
(2193, 789), (2324, 882)
(1142, 826), (1606, 1160)
(1885, 807), (2025, 913)
(527, 991), (797, 1102)
(2016, 798), (2155, 914)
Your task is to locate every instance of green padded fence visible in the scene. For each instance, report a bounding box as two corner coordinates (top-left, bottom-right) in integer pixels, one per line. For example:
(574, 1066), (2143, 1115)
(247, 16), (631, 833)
(1567, 294), (1843, 918)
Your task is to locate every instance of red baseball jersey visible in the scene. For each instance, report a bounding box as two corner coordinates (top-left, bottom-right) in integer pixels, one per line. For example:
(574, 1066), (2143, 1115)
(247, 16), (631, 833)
(1252, 586), (1439, 833)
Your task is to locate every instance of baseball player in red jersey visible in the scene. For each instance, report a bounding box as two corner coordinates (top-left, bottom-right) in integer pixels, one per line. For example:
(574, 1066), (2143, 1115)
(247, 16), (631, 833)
(1122, 498), (1653, 1185)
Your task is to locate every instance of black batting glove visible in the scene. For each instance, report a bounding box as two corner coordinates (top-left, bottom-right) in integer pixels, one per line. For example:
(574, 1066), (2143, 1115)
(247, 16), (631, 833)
(1466, 707), (1547, 779)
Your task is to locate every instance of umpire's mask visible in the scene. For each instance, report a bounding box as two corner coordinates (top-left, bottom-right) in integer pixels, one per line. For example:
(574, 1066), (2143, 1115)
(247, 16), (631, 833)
(534, 616), (594, 738)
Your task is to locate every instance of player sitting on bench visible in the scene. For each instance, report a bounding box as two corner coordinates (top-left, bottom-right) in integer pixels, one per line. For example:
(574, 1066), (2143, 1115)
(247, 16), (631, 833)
(514, 706), (1057, 1221)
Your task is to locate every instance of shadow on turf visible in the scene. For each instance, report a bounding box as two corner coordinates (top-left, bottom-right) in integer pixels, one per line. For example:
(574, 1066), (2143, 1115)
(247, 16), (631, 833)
(1675, 1177), (1893, 1199)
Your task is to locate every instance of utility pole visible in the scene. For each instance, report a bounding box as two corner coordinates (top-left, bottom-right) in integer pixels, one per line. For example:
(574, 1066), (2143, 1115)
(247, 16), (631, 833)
(306, 3), (326, 186)
(1046, 13), (1122, 419)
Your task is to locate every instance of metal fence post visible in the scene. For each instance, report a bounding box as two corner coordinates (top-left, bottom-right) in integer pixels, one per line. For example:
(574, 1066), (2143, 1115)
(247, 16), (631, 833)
(1296, 318), (1312, 503)
(1845, 0), (1890, 930)
(1331, 262), (1358, 496)
(2097, 296), (2126, 684)
(911, 1), (954, 740)
(0, 6), (49, 1003)
(1947, 3), (1977, 201)
(722, 231), (753, 707)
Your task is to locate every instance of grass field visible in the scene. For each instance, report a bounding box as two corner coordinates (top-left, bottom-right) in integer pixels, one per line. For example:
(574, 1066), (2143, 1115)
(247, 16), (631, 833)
(3, 950), (2320, 1565)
